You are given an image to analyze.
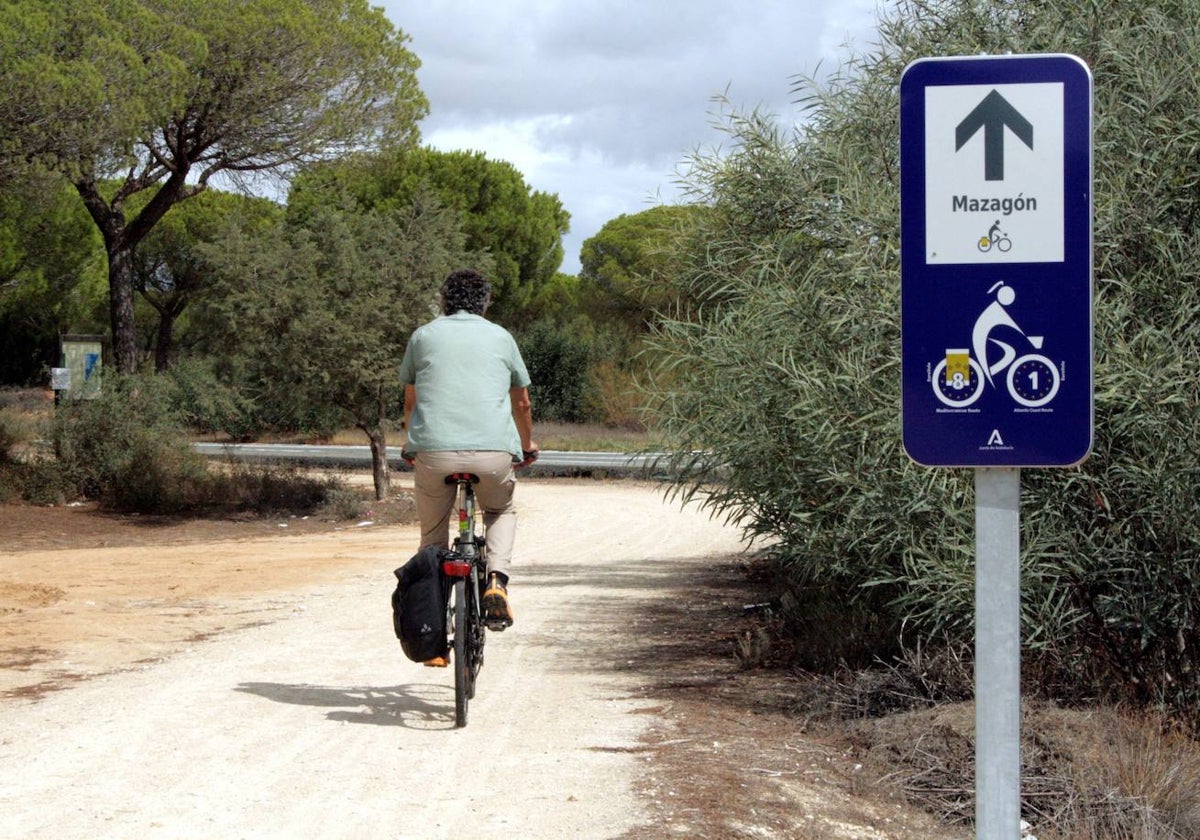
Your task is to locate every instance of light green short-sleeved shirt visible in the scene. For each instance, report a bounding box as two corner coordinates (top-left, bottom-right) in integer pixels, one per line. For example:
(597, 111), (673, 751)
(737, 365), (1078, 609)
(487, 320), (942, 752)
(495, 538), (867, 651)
(399, 312), (531, 457)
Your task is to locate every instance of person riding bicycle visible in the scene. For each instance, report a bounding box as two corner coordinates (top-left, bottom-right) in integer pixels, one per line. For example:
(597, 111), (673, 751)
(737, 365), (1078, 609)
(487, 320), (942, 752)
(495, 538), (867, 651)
(399, 268), (539, 629)
(972, 281), (1025, 387)
(987, 219), (1003, 245)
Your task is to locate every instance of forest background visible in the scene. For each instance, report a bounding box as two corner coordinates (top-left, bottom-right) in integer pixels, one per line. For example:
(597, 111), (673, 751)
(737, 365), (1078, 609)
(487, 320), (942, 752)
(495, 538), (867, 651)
(1, 3), (1199, 820)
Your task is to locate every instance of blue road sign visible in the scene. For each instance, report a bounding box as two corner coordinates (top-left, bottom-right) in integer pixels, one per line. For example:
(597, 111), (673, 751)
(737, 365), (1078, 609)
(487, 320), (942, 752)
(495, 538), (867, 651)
(900, 54), (1093, 467)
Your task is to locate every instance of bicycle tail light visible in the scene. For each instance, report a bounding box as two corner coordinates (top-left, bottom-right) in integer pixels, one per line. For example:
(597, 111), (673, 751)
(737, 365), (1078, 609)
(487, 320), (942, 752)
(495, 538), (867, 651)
(443, 559), (472, 577)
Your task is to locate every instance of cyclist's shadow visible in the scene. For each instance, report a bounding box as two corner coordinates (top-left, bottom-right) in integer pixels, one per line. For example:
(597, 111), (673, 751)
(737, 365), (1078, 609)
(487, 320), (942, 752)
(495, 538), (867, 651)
(235, 681), (457, 730)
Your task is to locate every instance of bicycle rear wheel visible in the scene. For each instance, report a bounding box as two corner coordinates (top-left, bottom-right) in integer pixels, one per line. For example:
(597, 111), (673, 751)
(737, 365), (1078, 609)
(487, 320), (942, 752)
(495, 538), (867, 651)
(467, 570), (484, 699)
(452, 578), (470, 727)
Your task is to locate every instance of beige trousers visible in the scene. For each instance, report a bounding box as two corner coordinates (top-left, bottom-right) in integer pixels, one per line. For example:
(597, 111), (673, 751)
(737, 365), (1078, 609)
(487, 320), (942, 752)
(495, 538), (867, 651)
(412, 450), (517, 578)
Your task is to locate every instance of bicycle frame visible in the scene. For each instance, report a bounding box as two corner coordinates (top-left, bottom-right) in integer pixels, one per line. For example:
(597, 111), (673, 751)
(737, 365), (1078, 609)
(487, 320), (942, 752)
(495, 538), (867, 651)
(441, 473), (485, 604)
(440, 473), (487, 728)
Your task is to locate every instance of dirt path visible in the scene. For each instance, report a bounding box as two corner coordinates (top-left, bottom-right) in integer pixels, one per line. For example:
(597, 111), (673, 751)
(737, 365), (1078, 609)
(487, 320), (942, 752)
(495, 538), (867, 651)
(0, 480), (751, 838)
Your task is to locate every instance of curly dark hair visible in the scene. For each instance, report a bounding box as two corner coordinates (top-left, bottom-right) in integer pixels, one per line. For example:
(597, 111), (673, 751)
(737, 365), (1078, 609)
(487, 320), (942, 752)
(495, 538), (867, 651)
(440, 268), (492, 315)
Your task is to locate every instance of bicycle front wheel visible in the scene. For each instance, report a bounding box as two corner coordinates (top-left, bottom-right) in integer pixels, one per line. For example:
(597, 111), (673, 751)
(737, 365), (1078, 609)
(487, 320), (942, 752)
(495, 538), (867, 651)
(453, 578), (470, 727)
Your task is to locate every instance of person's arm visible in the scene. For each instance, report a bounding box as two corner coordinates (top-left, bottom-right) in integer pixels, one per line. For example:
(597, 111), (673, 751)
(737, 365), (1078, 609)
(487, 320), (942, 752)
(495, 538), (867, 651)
(510, 386), (538, 459)
(403, 384), (417, 431)
(401, 384), (417, 463)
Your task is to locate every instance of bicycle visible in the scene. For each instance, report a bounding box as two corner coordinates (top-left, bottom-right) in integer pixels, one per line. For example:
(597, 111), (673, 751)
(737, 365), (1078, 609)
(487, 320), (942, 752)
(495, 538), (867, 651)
(976, 232), (1012, 252)
(978, 220), (1013, 253)
(930, 282), (1061, 409)
(931, 344), (1060, 408)
(438, 451), (538, 728)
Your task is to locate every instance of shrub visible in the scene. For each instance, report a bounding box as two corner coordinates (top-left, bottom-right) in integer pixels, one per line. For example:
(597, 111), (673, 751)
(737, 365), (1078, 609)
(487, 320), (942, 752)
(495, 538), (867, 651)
(0, 408), (25, 464)
(0, 374), (346, 515)
(164, 358), (259, 441)
(647, 0), (1200, 722)
(517, 320), (593, 423)
(224, 464), (334, 512)
(0, 391), (46, 464)
(48, 373), (213, 513)
(584, 360), (647, 430)
(321, 486), (366, 520)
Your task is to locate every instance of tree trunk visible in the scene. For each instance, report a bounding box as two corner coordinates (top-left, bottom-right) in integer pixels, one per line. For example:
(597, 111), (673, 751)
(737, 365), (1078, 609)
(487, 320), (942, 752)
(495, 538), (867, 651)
(108, 245), (140, 374)
(76, 171), (194, 376)
(154, 306), (177, 373)
(365, 425), (390, 501)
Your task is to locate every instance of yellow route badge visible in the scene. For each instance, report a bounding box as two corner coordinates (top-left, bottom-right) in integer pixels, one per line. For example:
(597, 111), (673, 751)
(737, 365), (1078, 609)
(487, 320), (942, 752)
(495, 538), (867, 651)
(945, 349), (970, 383)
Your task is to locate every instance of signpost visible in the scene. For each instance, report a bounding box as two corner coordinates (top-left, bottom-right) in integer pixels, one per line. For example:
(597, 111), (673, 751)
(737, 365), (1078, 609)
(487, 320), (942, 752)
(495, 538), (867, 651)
(900, 54), (1093, 839)
(57, 335), (105, 401)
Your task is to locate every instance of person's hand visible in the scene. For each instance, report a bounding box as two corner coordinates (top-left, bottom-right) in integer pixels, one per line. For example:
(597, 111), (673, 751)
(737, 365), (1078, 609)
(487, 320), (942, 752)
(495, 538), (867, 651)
(516, 445), (540, 469)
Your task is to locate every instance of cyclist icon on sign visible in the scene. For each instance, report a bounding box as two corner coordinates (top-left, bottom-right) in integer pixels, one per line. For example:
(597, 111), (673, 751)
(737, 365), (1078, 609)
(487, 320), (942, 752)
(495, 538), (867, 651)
(931, 281), (1061, 408)
(977, 219), (1012, 253)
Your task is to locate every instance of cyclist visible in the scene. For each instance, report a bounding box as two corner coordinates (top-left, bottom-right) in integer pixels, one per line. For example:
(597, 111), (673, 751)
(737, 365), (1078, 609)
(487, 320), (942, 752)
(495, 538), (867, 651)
(400, 268), (539, 628)
(972, 281), (1024, 387)
(987, 219), (1003, 246)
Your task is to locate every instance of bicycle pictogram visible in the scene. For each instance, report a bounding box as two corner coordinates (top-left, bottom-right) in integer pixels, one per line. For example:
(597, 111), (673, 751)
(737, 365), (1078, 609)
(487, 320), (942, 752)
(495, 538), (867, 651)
(931, 281), (1060, 408)
(977, 219), (1012, 253)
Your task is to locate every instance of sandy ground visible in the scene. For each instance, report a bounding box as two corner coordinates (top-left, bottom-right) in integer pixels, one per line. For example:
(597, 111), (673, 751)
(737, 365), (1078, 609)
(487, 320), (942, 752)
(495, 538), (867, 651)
(0, 478), (961, 839)
(0, 479), (746, 838)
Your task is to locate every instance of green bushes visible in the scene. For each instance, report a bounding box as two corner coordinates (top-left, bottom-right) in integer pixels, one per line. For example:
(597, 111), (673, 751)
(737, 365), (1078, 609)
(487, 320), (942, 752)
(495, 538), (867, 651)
(517, 321), (593, 424)
(163, 358), (260, 441)
(646, 0), (1200, 723)
(0, 374), (342, 516)
(48, 373), (203, 512)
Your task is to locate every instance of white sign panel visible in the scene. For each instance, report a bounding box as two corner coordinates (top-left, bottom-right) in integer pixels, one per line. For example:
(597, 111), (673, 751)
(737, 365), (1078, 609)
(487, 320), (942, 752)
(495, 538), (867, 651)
(925, 82), (1065, 264)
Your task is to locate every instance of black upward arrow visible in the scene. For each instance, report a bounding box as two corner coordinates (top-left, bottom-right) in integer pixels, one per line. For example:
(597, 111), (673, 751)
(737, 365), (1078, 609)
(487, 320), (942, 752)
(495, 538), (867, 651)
(955, 90), (1033, 181)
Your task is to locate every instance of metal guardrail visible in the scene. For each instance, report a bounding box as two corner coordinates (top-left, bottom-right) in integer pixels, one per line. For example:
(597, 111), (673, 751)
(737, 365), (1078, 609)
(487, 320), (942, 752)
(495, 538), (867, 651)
(191, 442), (672, 475)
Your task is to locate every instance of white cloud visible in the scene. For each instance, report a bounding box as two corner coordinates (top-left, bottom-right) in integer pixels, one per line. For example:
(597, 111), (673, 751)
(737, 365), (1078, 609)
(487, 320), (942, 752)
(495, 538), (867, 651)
(424, 116), (577, 175)
(380, 1), (884, 273)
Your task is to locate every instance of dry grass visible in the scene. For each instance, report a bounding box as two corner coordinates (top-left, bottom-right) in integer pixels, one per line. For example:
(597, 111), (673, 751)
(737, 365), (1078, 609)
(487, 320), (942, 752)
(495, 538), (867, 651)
(1054, 708), (1200, 839)
(714, 560), (1200, 838)
(836, 684), (1200, 838)
(0, 389), (52, 459)
(533, 421), (658, 452)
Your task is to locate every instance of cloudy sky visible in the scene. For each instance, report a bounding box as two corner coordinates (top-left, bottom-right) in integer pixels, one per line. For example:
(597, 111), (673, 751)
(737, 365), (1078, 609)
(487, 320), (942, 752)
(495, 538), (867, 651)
(377, 2), (883, 274)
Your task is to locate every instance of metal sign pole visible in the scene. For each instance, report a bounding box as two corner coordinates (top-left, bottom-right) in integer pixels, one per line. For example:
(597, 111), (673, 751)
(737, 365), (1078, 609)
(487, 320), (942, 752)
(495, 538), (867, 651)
(975, 467), (1022, 838)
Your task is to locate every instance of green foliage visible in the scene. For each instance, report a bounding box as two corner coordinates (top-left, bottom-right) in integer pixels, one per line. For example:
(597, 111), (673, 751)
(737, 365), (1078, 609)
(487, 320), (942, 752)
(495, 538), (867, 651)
(0, 0), (427, 181)
(516, 321), (594, 424)
(0, 1), (202, 181)
(39, 372), (340, 513)
(0, 0), (429, 373)
(197, 184), (488, 498)
(546, 206), (710, 428)
(48, 373), (211, 512)
(289, 147), (570, 324)
(162, 357), (259, 441)
(202, 190), (482, 433)
(134, 189), (283, 371)
(648, 0), (1200, 719)
(523, 272), (586, 325)
(0, 182), (106, 384)
(579, 205), (702, 338)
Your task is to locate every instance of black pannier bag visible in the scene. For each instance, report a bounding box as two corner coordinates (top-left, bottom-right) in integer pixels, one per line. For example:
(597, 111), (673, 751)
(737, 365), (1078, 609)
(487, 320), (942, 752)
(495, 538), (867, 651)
(391, 544), (448, 662)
